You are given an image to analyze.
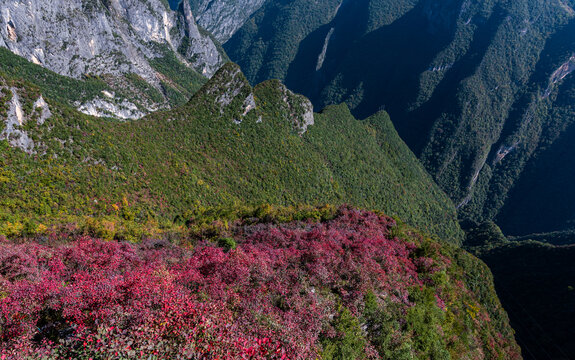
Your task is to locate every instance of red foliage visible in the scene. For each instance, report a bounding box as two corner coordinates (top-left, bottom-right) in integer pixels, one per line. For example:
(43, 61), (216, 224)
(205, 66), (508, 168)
(0, 208), (429, 359)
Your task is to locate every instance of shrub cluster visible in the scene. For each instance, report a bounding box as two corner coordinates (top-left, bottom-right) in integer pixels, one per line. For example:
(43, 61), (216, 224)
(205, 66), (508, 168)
(0, 208), (519, 359)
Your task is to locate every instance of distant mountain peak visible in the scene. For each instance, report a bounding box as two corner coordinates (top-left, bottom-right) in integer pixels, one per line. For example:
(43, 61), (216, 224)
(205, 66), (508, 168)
(189, 0), (267, 42)
(190, 63), (314, 133)
(191, 62), (256, 123)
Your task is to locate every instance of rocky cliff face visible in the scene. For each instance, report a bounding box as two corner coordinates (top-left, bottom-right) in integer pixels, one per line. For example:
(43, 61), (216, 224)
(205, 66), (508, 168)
(189, 0), (266, 43)
(0, 80), (51, 155)
(197, 63), (313, 132)
(0, 0), (225, 118)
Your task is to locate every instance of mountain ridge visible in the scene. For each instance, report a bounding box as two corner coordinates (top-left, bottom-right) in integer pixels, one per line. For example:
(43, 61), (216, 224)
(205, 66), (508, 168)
(0, 58), (464, 243)
(0, 3), (531, 357)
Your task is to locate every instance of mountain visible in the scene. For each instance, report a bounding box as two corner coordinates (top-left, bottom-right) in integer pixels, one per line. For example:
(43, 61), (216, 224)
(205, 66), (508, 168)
(0, 54), (463, 243)
(225, 0), (342, 83)
(224, 0), (575, 237)
(0, 0), (226, 119)
(0, 3), (528, 357)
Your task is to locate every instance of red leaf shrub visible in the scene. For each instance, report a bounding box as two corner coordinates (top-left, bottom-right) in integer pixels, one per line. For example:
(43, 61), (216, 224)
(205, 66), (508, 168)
(0, 207), (519, 359)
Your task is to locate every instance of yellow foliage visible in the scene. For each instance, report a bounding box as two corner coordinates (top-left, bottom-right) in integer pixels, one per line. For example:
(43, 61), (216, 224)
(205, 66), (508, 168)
(0, 168), (15, 184)
(101, 220), (117, 241)
(37, 224), (48, 234)
(465, 301), (480, 320)
(83, 217), (117, 241)
(1, 221), (24, 237)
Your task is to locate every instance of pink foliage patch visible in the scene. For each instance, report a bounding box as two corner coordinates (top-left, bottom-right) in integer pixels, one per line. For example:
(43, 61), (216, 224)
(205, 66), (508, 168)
(0, 208), (427, 359)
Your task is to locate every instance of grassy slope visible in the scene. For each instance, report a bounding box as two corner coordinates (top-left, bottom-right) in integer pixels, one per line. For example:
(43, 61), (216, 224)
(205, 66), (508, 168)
(0, 59), (463, 243)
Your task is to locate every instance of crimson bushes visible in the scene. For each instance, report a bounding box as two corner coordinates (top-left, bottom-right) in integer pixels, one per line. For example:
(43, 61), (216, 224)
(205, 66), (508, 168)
(0, 208), (519, 359)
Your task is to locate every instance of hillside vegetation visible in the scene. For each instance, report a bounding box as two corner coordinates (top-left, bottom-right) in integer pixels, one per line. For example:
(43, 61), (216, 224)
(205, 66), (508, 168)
(0, 207), (520, 359)
(225, 0), (575, 236)
(0, 4), (526, 359)
(0, 59), (463, 243)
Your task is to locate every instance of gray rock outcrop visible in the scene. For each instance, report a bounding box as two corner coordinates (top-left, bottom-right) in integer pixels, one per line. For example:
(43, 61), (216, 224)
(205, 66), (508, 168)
(0, 0), (223, 79)
(278, 83), (314, 134)
(0, 0), (226, 118)
(190, 0), (266, 43)
(204, 63), (256, 123)
(1, 86), (52, 154)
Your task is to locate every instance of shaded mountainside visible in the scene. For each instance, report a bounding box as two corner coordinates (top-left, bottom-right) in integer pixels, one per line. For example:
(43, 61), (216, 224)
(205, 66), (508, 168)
(0, 208), (521, 359)
(0, 58), (463, 243)
(224, 0), (343, 84)
(0, 0), (226, 119)
(468, 224), (575, 360)
(224, 0), (575, 236)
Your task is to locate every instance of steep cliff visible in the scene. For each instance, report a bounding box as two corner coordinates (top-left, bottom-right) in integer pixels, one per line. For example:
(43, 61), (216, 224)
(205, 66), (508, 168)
(189, 0), (267, 42)
(0, 0), (226, 119)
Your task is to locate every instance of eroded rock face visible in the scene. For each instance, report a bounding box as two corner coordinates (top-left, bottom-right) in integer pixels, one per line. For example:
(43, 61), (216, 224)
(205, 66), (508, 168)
(0, 0), (226, 119)
(278, 83), (314, 134)
(0, 86), (52, 154)
(34, 96), (51, 125)
(180, 1), (225, 76)
(0, 0), (223, 80)
(190, 0), (266, 43)
(543, 54), (575, 98)
(77, 98), (146, 120)
(1, 88), (34, 154)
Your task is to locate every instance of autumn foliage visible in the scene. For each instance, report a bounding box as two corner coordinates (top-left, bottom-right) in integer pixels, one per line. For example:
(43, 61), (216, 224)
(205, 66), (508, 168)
(0, 207), (520, 359)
